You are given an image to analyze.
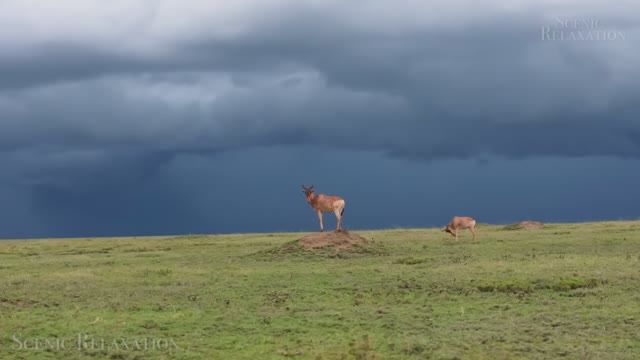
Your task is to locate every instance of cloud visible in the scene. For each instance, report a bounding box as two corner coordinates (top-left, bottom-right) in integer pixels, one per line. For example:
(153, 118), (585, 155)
(1, 1), (638, 156)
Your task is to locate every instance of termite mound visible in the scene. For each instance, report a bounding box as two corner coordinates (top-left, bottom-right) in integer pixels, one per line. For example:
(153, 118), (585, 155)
(297, 230), (369, 250)
(254, 231), (386, 260)
(502, 221), (544, 231)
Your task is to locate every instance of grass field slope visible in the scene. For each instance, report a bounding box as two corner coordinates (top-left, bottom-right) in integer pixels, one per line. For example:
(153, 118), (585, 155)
(1, 221), (640, 359)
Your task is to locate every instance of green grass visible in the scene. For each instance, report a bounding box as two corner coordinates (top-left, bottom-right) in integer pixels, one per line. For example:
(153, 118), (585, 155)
(1, 221), (640, 359)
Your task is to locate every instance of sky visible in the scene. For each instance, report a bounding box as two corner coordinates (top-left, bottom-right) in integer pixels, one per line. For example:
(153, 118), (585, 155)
(0, 0), (639, 238)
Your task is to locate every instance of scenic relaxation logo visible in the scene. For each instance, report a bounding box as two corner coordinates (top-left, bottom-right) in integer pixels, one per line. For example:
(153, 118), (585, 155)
(11, 333), (179, 353)
(542, 17), (626, 41)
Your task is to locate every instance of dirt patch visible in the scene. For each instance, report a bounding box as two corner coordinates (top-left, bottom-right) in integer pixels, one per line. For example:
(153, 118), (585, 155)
(503, 221), (544, 231)
(477, 277), (604, 294)
(298, 230), (369, 250)
(0, 297), (40, 307)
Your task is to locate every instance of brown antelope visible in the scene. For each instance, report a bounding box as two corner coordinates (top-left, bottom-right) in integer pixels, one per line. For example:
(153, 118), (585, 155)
(442, 216), (478, 240)
(301, 185), (346, 232)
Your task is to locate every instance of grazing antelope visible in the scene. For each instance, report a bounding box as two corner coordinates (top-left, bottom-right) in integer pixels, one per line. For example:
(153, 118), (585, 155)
(442, 216), (478, 241)
(301, 185), (346, 232)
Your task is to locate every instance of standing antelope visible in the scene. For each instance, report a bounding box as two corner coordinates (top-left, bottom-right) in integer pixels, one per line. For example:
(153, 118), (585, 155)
(301, 185), (346, 232)
(442, 216), (478, 240)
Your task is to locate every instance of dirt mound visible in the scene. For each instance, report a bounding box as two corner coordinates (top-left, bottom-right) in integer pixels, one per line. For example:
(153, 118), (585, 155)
(298, 230), (369, 250)
(503, 221), (544, 231)
(252, 230), (385, 260)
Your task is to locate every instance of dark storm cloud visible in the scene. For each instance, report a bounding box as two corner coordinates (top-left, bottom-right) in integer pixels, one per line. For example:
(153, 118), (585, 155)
(2, 2), (639, 162)
(0, 0), (639, 237)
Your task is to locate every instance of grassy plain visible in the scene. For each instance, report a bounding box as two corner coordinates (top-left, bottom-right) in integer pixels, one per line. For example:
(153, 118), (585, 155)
(1, 221), (639, 359)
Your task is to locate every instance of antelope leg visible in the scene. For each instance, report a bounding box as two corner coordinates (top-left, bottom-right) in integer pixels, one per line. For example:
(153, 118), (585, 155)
(334, 209), (342, 231)
(317, 210), (324, 232)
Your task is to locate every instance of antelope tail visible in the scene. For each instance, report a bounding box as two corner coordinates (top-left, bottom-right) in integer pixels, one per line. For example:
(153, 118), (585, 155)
(341, 207), (345, 217)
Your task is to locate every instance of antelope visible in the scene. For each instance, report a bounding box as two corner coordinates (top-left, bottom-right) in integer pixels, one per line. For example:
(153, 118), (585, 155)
(301, 185), (346, 232)
(442, 216), (478, 240)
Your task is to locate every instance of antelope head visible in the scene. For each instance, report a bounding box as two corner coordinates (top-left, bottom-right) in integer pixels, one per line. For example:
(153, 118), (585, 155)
(301, 185), (315, 203)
